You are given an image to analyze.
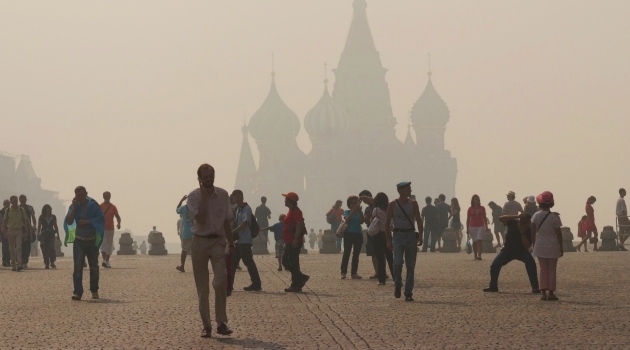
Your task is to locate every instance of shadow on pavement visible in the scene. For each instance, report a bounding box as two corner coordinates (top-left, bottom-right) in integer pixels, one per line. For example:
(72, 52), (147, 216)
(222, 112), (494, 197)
(218, 337), (287, 349)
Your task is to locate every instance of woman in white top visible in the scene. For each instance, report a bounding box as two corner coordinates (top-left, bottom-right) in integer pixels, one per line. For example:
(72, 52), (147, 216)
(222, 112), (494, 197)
(366, 192), (394, 285)
(531, 191), (563, 301)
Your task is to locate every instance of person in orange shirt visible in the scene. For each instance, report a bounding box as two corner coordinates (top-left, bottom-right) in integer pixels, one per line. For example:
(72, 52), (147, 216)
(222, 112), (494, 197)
(100, 191), (121, 268)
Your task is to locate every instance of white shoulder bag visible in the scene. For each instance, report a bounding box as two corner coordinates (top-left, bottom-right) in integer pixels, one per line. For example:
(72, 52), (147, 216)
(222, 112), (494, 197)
(368, 208), (381, 236)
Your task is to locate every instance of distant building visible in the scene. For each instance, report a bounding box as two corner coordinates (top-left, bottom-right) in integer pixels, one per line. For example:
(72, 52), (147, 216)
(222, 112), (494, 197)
(235, 0), (457, 227)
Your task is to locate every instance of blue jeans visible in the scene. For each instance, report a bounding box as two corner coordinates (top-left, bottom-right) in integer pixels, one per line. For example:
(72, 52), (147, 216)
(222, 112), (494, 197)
(422, 226), (438, 251)
(489, 250), (539, 290)
(340, 233), (363, 275)
(73, 239), (100, 296)
(392, 232), (418, 296)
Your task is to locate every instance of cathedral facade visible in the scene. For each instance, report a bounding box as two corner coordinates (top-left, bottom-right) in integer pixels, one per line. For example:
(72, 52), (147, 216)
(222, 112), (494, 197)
(235, 0), (457, 228)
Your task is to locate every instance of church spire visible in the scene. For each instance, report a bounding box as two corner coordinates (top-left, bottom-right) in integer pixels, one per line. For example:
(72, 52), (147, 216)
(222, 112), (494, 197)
(234, 117), (257, 196)
(336, 0), (383, 73)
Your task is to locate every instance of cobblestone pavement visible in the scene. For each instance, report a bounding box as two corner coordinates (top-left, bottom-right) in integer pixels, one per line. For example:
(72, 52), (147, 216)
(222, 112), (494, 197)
(0, 249), (628, 349)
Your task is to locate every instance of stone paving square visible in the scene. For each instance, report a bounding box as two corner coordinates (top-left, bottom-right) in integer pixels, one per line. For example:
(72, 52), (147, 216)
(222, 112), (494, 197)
(0, 251), (628, 349)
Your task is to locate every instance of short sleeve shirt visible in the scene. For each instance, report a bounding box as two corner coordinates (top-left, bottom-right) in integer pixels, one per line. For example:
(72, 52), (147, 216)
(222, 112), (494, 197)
(100, 203), (119, 231)
(502, 220), (527, 253)
(235, 204), (253, 244)
(616, 198), (627, 217)
(255, 205), (271, 228)
(283, 207), (304, 244)
(187, 186), (232, 237)
(421, 205), (439, 228)
(176, 205), (193, 239)
(532, 211), (563, 258)
(502, 201), (523, 216)
(344, 210), (363, 234)
(269, 222), (284, 242)
(467, 206), (487, 227)
(437, 202), (451, 226)
(586, 204), (595, 223)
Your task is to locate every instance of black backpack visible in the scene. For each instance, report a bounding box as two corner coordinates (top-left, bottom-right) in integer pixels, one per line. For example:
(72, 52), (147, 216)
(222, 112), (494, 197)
(239, 204), (260, 239)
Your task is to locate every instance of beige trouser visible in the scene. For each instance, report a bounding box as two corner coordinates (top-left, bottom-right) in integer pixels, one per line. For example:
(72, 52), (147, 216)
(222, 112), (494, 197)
(7, 228), (23, 268)
(191, 235), (228, 329)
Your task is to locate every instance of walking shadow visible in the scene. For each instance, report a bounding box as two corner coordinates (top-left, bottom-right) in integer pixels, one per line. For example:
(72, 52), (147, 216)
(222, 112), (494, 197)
(218, 337), (287, 349)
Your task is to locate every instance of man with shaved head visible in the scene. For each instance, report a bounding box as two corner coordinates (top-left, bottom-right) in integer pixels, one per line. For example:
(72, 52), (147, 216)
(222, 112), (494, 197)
(100, 191), (121, 268)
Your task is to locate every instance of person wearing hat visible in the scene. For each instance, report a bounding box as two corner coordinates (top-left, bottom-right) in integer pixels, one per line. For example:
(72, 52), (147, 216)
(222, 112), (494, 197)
(385, 182), (423, 302)
(524, 196), (538, 218)
(281, 192), (309, 293)
(531, 191), (563, 301)
(502, 191), (523, 216)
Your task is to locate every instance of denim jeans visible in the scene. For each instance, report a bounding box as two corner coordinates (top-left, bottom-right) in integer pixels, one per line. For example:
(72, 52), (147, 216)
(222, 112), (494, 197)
(282, 243), (306, 287)
(372, 232), (394, 283)
(231, 243), (261, 288)
(332, 222), (342, 250)
(392, 232), (418, 296)
(489, 250), (539, 290)
(73, 239), (99, 296)
(340, 233), (363, 275)
(422, 226), (438, 252)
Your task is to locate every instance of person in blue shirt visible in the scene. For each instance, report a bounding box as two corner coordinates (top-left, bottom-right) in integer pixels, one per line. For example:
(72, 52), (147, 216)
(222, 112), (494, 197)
(261, 214), (286, 271)
(176, 195), (193, 272)
(340, 196), (366, 280)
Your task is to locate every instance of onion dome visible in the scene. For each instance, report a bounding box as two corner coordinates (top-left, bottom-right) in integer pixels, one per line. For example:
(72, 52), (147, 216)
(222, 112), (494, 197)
(304, 76), (349, 141)
(410, 71), (450, 127)
(248, 72), (301, 141)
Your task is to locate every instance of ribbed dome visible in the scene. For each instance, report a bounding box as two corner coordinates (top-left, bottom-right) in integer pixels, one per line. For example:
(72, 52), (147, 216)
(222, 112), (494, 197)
(249, 74), (301, 141)
(410, 72), (450, 127)
(304, 81), (349, 141)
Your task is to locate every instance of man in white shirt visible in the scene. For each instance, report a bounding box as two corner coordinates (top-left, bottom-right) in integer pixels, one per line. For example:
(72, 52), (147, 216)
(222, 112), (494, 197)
(617, 188), (629, 251)
(502, 191), (523, 216)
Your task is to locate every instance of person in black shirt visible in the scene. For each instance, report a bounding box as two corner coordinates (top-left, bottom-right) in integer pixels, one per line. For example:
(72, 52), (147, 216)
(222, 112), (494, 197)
(421, 197), (439, 252)
(483, 213), (540, 293)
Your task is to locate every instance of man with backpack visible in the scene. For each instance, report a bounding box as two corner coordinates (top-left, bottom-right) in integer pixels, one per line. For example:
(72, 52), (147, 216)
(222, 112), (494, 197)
(230, 189), (262, 292)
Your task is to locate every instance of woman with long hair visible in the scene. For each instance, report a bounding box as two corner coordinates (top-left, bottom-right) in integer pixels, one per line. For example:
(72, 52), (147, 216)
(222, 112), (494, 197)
(369, 192), (394, 285)
(466, 194), (488, 260)
(448, 198), (463, 249)
(575, 196), (598, 252)
(340, 195), (366, 279)
(532, 191), (563, 301)
(37, 204), (59, 269)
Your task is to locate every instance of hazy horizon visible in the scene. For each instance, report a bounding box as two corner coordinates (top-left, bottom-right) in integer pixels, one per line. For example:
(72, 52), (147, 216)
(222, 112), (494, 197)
(1, 1), (629, 242)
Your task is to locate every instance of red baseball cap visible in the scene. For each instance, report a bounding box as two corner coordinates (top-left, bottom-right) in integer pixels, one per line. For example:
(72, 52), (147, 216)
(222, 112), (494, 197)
(536, 191), (554, 205)
(282, 192), (299, 202)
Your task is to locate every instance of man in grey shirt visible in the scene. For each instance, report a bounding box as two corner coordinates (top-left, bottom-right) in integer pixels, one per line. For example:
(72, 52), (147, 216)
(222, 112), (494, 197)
(502, 191), (523, 216)
(230, 189), (262, 291)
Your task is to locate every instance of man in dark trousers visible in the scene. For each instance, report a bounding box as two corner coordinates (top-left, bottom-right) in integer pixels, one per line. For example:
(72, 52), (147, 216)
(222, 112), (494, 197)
(230, 190), (262, 292)
(19, 195), (36, 268)
(421, 197), (439, 252)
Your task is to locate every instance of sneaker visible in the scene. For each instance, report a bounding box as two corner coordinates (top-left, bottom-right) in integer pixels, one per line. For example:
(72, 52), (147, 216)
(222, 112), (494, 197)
(72, 294), (81, 301)
(51, 263), (56, 269)
(341, 274), (346, 279)
(405, 295), (414, 302)
(483, 287), (498, 293)
(284, 286), (302, 293)
(216, 323), (233, 336)
(91, 292), (99, 299)
(394, 286), (402, 299)
(104, 261), (112, 268)
(200, 328), (212, 338)
(243, 285), (262, 292)
(351, 274), (362, 279)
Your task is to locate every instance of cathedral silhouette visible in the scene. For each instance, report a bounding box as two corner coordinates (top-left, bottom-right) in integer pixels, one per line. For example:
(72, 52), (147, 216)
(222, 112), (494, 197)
(235, 0), (457, 227)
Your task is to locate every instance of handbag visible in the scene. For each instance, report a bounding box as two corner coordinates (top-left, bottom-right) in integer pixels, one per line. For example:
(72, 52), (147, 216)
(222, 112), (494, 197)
(465, 239), (473, 254)
(367, 208), (381, 236)
(335, 221), (348, 238)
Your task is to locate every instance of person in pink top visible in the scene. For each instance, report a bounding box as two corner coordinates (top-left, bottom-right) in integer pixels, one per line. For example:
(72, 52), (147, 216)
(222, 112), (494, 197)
(575, 196), (598, 252)
(575, 216), (588, 252)
(466, 194), (488, 260)
(531, 191), (563, 301)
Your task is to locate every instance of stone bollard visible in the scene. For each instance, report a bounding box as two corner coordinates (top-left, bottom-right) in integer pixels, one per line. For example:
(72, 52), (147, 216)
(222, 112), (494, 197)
(319, 229), (338, 254)
(598, 226), (618, 251)
(252, 235), (269, 255)
(54, 239), (65, 257)
(148, 232), (168, 255)
(482, 229), (496, 253)
(440, 228), (460, 253)
(561, 227), (576, 253)
(117, 232), (136, 255)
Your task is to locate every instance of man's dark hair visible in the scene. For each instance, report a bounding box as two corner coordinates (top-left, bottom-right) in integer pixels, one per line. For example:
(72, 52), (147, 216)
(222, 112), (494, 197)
(10, 195), (17, 200)
(620, 188), (626, 195)
(359, 190), (372, 197)
(197, 163), (214, 178)
(439, 194), (446, 201)
(261, 196), (267, 203)
(335, 200), (342, 205)
(19, 194), (26, 199)
(425, 196), (432, 204)
(588, 196), (596, 203)
(488, 201), (496, 209)
(74, 186), (86, 193)
(232, 189), (243, 197)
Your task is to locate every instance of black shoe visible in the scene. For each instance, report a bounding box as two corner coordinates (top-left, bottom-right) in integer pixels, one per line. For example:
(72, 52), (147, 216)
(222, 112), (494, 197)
(71, 294), (81, 301)
(284, 286), (302, 293)
(51, 263), (56, 269)
(216, 323), (233, 336)
(483, 287), (499, 293)
(227, 290), (232, 297)
(243, 285), (262, 292)
(405, 295), (414, 302)
(297, 275), (310, 289)
(200, 328), (212, 338)
(45, 265), (50, 269)
(532, 289), (541, 294)
(394, 286), (401, 299)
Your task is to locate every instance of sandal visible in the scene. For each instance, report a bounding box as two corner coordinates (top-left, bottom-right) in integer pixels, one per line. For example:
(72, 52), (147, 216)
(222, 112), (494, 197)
(540, 294), (548, 301)
(547, 294), (559, 301)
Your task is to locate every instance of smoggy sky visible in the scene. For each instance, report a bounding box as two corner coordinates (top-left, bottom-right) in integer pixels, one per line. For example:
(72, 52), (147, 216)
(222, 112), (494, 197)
(1, 1), (629, 242)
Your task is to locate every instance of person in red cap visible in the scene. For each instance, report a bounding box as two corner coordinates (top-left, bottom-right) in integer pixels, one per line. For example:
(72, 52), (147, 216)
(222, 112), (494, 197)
(575, 196), (598, 252)
(531, 191), (563, 301)
(281, 192), (309, 292)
